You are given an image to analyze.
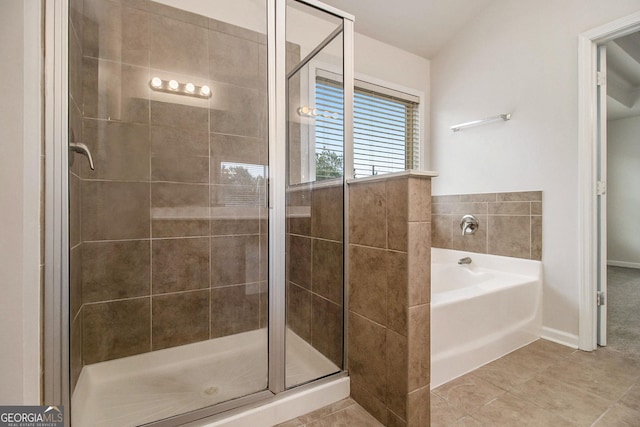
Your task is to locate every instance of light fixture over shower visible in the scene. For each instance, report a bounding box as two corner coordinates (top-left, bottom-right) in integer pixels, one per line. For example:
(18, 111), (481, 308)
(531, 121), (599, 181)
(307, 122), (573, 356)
(149, 77), (212, 99)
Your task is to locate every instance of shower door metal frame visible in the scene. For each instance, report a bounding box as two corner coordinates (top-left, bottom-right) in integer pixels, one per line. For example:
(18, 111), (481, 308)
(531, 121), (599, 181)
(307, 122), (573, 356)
(43, 0), (353, 424)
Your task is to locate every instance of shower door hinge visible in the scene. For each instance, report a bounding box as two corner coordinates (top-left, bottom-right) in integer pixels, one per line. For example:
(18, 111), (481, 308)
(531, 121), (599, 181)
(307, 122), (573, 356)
(597, 290), (605, 306)
(596, 181), (606, 195)
(597, 72), (606, 86)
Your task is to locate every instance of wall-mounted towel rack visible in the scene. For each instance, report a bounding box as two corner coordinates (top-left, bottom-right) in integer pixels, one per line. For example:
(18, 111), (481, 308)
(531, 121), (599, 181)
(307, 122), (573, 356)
(451, 113), (511, 132)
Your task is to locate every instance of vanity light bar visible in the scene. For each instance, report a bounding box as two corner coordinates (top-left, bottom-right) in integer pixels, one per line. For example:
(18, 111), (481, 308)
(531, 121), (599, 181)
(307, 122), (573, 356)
(149, 77), (212, 99)
(451, 113), (511, 132)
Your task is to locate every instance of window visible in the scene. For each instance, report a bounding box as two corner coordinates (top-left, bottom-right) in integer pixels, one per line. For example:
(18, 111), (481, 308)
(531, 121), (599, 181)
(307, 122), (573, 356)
(314, 76), (420, 180)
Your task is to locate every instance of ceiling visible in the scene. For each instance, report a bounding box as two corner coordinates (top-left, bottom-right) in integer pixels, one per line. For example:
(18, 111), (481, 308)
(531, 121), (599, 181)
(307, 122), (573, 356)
(320, 0), (495, 58)
(606, 32), (640, 121)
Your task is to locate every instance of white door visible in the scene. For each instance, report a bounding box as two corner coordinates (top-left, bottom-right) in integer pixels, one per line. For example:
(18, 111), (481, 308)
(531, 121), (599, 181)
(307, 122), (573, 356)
(597, 44), (608, 347)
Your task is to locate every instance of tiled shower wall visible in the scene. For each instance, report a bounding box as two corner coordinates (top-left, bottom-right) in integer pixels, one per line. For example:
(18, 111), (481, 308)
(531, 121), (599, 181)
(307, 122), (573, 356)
(69, 0), (268, 389)
(286, 184), (344, 367)
(348, 174), (432, 426)
(431, 191), (542, 260)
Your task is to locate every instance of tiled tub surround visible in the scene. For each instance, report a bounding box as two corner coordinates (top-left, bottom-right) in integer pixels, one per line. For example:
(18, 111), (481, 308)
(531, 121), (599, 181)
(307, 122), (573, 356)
(347, 171), (435, 427)
(286, 182), (344, 372)
(431, 191), (542, 260)
(70, 0), (269, 386)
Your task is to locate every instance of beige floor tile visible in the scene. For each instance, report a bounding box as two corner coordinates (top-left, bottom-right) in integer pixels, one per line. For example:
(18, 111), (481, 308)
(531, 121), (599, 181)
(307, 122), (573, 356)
(545, 355), (638, 401)
(433, 373), (505, 414)
(510, 373), (611, 425)
(621, 381), (640, 412)
(473, 392), (574, 426)
(593, 402), (640, 426)
(452, 415), (483, 426)
(305, 404), (384, 427)
(471, 354), (540, 390)
(430, 393), (468, 427)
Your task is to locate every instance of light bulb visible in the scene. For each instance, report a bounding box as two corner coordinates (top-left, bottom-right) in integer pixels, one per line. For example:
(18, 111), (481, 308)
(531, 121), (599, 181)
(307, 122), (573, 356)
(200, 85), (211, 96)
(168, 80), (179, 90)
(150, 77), (162, 88)
(185, 82), (195, 94)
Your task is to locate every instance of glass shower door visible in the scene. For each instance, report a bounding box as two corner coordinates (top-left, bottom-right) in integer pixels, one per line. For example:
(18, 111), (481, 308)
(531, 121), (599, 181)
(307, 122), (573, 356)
(68, 1), (269, 425)
(285, 0), (345, 388)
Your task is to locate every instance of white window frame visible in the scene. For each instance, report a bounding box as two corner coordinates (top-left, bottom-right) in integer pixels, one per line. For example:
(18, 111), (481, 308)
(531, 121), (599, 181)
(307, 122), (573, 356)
(291, 59), (424, 183)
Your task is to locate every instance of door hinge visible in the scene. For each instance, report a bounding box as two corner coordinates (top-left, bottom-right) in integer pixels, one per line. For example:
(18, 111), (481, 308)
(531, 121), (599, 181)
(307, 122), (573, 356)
(597, 71), (606, 86)
(597, 181), (606, 195)
(597, 290), (606, 306)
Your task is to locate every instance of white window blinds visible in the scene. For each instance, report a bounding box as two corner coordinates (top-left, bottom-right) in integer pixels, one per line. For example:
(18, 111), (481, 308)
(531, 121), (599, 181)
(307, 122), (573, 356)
(314, 77), (420, 180)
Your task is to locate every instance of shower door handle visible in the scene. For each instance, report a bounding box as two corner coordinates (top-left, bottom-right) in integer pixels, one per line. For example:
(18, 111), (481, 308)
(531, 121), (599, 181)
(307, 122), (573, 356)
(69, 142), (95, 170)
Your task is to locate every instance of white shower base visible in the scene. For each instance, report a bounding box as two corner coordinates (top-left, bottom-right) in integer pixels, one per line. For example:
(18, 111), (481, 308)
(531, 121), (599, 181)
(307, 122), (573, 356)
(72, 329), (340, 427)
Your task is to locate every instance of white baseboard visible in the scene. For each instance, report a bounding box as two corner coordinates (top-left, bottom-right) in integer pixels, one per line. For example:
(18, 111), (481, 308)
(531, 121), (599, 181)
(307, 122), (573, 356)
(541, 327), (579, 349)
(608, 260), (640, 269)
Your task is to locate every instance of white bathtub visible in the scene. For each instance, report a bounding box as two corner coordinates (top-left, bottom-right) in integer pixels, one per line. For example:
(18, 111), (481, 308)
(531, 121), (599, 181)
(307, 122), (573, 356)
(430, 248), (542, 388)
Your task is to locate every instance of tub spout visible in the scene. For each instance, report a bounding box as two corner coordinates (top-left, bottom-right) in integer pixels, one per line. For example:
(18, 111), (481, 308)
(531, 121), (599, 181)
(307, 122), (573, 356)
(458, 257), (472, 265)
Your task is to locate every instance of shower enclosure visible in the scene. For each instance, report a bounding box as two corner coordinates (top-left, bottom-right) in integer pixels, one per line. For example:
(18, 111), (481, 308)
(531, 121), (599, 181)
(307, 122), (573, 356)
(45, 0), (353, 425)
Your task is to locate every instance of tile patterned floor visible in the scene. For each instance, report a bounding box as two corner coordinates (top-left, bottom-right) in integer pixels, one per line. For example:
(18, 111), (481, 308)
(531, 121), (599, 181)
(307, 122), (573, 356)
(281, 339), (640, 426)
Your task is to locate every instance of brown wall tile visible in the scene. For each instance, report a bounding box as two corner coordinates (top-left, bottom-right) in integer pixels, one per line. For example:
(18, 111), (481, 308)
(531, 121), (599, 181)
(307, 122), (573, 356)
(432, 191), (543, 261)
(387, 251), (408, 335)
(408, 178), (431, 222)
(83, 119), (150, 181)
(210, 83), (265, 138)
(209, 17), (262, 43)
(211, 218), (260, 236)
(211, 235), (260, 287)
(83, 0), (149, 67)
(69, 174), (81, 248)
(431, 215), (452, 249)
(150, 100), (209, 132)
(152, 237), (209, 294)
(531, 216), (542, 261)
(151, 182), (209, 238)
(70, 246), (83, 318)
(451, 202), (488, 215)
(311, 185), (343, 242)
(312, 239), (343, 304)
(83, 297), (151, 364)
(210, 133), (266, 184)
(150, 14), (209, 77)
(532, 201), (542, 215)
(408, 305), (430, 391)
(288, 235), (311, 289)
(407, 386), (430, 426)
(408, 222), (431, 306)
(497, 191), (542, 202)
(211, 284), (259, 338)
(70, 312), (82, 393)
(349, 245), (387, 325)
(209, 30), (260, 89)
(488, 215), (531, 259)
(311, 295), (343, 367)
(152, 290), (209, 350)
(150, 1), (209, 27)
(386, 329), (408, 419)
(387, 178), (408, 251)
(350, 380), (388, 426)
(83, 58), (149, 124)
(459, 193), (497, 203)
(452, 215), (487, 254)
(488, 201), (530, 215)
(349, 313), (387, 400)
(151, 124), (209, 183)
(83, 240), (150, 302)
(287, 282), (312, 342)
(349, 182), (386, 248)
(82, 181), (150, 241)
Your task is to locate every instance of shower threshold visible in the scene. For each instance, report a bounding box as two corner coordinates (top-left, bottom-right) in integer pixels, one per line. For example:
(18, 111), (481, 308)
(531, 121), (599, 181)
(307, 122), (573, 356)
(72, 328), (338, 427)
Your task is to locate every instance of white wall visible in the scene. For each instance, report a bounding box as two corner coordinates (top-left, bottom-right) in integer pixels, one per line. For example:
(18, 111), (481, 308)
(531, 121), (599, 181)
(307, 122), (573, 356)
(0, 0), (41, 404)
(607, 116), (640, 268)
(430, 0), (640, 343)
